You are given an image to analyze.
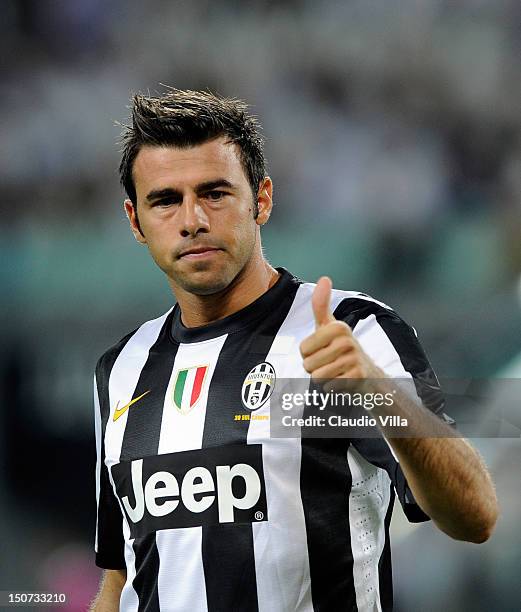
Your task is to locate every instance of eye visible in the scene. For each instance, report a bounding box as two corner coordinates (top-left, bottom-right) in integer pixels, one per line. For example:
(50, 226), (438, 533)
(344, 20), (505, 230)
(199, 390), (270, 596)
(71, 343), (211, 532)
(154, 198), (178, 207)
(205, 190), (226, 201)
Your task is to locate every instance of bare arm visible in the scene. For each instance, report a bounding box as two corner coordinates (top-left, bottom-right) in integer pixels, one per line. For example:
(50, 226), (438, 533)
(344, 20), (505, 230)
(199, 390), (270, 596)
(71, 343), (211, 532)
(370, 380), (499, 543)
(89, 569), (126, 612)
(301, 277), (499, 544)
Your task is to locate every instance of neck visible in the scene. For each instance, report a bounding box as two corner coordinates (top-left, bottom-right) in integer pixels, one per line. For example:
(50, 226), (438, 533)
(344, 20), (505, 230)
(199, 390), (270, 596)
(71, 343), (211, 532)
(171, 256), (280, 328)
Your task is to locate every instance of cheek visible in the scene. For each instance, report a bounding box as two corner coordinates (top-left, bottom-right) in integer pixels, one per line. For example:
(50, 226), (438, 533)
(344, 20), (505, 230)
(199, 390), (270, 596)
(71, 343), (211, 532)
(142, 220), (179, 261)
(230, 203), (256, 235)
(146, 239), (170, 271)
(145, 226), (168, 250)
(228, 216), (257, 253)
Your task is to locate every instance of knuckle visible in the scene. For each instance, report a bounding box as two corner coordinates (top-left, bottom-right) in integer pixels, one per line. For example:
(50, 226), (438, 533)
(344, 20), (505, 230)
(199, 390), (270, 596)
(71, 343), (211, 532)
(332, 320), (349, 333)
(330, 335), (343, 349)
(338, 335), (353, 350)
(340, 355), (353, 369)
(350, 365), (364, 379)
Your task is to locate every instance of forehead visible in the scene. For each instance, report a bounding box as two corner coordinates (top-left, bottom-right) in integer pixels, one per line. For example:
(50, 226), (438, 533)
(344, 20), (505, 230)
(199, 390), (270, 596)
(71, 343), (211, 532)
(132, 137), (246, 198)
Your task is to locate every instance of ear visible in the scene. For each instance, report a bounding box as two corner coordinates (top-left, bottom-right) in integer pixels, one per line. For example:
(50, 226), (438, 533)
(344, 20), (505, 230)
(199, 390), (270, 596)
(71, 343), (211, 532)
(124, 199), (147, 244)
(255, 177), (273, 226)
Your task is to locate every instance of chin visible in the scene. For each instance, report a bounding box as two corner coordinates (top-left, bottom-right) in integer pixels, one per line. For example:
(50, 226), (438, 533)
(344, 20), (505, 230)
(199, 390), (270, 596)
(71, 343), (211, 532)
(175, 267), (233, 296)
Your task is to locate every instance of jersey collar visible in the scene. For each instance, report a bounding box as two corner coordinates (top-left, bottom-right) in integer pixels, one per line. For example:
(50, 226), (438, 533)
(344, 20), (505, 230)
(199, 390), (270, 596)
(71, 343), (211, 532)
(170, 267), (299, 343)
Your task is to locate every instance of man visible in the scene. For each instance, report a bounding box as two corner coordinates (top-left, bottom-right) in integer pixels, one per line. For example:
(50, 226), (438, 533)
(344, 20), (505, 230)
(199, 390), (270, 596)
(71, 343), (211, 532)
(91, 89), (498, 612)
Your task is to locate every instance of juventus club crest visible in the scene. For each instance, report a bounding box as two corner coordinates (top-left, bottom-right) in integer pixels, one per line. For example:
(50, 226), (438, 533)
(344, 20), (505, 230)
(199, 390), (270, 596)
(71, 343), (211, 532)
(172, 365), (209, 414)
(241, 362), (276, 411)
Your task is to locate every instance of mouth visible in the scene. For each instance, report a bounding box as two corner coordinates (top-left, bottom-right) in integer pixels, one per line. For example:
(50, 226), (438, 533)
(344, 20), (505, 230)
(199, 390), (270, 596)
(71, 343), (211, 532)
(178, 246), (223, 260)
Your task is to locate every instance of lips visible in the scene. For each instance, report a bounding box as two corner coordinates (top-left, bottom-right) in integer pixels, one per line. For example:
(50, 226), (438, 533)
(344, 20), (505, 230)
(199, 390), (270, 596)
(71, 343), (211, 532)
(178, 246), (222, 258)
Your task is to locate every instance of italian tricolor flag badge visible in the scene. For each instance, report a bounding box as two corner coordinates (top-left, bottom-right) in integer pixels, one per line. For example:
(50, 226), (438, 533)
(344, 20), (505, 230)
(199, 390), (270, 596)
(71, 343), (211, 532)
(172, 365), (208, 414)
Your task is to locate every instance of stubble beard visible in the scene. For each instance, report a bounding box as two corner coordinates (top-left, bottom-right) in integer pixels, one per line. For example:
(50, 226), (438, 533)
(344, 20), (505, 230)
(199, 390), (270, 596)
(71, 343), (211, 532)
(171, 237), (257, 297)
(170, 252), (242, 296)
(175, 265), (232, 296)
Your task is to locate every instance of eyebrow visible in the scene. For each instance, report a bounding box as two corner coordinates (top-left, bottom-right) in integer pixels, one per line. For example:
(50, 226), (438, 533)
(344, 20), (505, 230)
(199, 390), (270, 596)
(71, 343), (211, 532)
(145, 179), (236, 202)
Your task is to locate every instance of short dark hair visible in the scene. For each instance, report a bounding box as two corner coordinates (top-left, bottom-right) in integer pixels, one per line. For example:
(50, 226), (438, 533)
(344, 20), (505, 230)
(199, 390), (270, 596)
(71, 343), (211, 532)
(119, 88), (266, 217)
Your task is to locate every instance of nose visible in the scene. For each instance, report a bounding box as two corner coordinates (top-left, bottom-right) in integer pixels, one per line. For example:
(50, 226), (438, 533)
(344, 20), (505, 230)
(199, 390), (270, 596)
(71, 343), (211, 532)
(179, 195), (210, 237)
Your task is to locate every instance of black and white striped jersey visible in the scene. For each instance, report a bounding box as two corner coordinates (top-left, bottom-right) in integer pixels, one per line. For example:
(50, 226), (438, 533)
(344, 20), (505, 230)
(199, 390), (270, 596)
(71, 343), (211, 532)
(93, 267), (450, 612)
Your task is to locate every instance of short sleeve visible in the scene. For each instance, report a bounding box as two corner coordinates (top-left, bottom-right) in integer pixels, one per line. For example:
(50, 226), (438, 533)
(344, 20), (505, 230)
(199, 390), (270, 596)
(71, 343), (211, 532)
(352, 437), (430, 522)
(333, 297), (456, 522)
(94, 372), (126, 569)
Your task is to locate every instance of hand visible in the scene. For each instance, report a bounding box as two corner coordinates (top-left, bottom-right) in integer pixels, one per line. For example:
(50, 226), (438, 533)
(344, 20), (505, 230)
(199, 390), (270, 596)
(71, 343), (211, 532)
(299, 276), (381, 391)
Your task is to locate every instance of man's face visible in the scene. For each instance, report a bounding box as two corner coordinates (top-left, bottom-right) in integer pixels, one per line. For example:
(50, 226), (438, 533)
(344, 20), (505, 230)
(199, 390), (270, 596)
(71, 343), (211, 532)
(125, 137), (272, 295)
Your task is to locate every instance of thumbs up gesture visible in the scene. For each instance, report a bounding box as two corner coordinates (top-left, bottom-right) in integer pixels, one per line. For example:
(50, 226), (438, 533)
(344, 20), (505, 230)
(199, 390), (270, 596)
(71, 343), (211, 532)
(300, 277), (380, 388)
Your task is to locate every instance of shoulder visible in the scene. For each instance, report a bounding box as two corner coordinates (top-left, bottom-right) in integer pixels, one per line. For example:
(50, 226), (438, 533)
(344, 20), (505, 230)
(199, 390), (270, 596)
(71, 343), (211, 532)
(320, 286), (419, 349)
(296, 279), (405, 326)
(329, 289), (412, 333)
(95, 307), (174, 380)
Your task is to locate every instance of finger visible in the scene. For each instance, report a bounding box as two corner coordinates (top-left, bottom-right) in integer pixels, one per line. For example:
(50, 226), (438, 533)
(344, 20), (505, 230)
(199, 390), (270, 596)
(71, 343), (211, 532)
(323, 373), (366, 392)
(300, 320), (351, 357)
(309, 360), (347, 382)
(323, 377), (363, 396)
(312, 360), (364, 384)
(302, 335), (355, 373)
(312, 276), (335, 328)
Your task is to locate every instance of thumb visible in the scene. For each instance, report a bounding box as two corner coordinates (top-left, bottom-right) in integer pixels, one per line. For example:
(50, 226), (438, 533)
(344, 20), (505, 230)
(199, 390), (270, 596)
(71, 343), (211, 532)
(312, 276), (335, 328)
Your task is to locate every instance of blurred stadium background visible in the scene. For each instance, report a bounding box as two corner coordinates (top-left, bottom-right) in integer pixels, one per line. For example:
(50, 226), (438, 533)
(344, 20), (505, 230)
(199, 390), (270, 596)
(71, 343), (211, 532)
(1, 1), (521, 610)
